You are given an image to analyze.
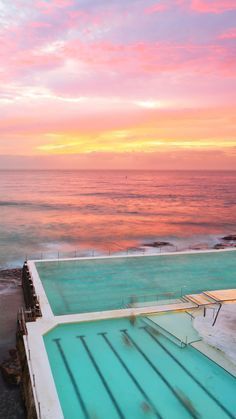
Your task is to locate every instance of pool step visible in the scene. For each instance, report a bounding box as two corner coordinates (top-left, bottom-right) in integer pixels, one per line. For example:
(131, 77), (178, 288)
(191, 340), (236, 377)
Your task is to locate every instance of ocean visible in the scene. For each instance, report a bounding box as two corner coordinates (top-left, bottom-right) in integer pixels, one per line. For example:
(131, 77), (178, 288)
(1, 170), (236, 269)
(0, 169), (236, 418)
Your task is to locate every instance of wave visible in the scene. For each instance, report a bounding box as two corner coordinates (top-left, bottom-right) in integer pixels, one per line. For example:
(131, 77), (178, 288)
(0, 200), (88, 211)
(0, 279), (19, 295)
(0, 197), (172, 211)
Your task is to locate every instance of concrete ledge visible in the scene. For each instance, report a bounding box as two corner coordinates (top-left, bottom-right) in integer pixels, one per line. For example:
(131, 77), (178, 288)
(204, 289), (236, 302)
(30, 247), (236, 264)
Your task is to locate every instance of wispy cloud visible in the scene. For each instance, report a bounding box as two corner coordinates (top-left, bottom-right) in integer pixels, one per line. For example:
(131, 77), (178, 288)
(190, 0), (236, 14)
(145, 2), (169, 15)
(219, 27), (236, 39)
(0, 0), (235, 169)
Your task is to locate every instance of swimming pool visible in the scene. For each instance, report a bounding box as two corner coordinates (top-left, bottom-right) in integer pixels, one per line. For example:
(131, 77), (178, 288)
(44, 316), (236, 419)
(35, 250), (236, 315)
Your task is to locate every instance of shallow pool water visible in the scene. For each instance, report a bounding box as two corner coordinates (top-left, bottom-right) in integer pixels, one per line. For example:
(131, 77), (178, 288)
(44, 317), (236, 419)
(36, 251), (236, 315)
(146, 311), (200, 345)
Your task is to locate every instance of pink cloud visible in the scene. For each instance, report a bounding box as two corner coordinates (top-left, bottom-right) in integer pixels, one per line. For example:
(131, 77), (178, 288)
(219, 28), (236, 39)
(2, 148), (236, 171)
(145, 3), (169, 15)
(190, 0), (236, 14)
(35, 0), (74, 14)
(62, 38), (236, 78)
(29, 21), (52, 29)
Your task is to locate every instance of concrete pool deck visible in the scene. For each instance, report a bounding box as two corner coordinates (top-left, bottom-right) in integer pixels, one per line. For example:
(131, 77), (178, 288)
(193, 303), (236, 374)
(23, 291), (236, 419)
(22, 249), (236, 418)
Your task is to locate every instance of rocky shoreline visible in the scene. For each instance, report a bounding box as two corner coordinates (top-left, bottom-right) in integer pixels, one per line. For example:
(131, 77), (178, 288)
(0, 269), (22, 280)
(0, 267), (25, 418)
(143, 235), (236, 250)
(0, 349), (21, 386)
(0, 268), (22, 288)
(0, 268), (22, 386)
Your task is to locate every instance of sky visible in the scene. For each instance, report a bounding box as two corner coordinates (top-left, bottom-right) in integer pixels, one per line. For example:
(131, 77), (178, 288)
(0, 0), (236, 170)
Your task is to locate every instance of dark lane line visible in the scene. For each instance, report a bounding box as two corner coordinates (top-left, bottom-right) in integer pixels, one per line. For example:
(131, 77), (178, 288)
(120, 329), (199, 419)
(53, 338), (89, 419)
(77, 335), (125, 419)
(142, 325), (235, 419)
(98, 332), (162, 419)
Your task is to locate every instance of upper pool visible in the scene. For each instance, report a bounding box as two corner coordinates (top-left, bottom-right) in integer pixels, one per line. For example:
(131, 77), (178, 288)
(35, 250), (236, 315)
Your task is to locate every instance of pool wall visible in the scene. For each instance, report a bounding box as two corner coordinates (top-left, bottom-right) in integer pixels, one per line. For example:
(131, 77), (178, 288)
(28, 248), (236, 318)
(22, 249), (236, 419)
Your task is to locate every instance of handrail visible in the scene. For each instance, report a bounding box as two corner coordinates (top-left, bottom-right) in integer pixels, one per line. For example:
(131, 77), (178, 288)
(20, 245), (236, 264)
(123, 290), (183, 308)
(22, 244), (216, 262)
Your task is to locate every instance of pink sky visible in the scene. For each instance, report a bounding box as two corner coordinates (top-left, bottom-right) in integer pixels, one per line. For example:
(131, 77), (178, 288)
(0, 0), (236, 169)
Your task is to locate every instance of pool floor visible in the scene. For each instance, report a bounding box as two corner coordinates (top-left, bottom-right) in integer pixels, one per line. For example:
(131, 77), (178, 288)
(44, 317), (236, 419)
(36, 251), (236, 315)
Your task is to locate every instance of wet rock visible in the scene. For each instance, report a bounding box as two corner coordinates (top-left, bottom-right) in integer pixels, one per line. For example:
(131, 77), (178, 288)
(221, 235), (236, 241)
(189, 243), (209, 250)
(143, 241), (173, 248)
(9, 348), (18, 360)
(0, 349), (21, 386)
(214, 243), (228, 249)
(0, 269), (22, 281)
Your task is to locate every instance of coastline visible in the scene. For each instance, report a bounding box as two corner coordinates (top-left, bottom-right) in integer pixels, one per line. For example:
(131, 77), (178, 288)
(0, 268), (25, 419)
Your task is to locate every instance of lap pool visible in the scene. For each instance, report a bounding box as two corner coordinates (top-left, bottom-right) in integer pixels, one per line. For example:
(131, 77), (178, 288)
(44, 316), (236, 419)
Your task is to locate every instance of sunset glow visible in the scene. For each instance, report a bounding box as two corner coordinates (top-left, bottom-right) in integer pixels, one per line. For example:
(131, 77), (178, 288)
(0, 0), (236, 169)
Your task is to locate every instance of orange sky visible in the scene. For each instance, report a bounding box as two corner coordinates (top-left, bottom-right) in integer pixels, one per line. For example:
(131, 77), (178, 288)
(0, 0), (236, 169)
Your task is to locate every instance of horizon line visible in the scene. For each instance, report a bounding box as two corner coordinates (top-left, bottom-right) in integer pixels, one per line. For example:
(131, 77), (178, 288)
(1, 169), (236, 172)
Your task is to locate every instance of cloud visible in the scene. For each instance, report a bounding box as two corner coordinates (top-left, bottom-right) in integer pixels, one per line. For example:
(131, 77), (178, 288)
(134, 100), (163, 109)
(149, 0), (236, 15)
(145, 3), (169, 15)
(0, 0), (235, 170)
(219, 28), (236, 39)
(58, 38), (236, 81)
(190, 0), (236, 14)
(1, 0), (236, 90)
(1, 147), (236, 170)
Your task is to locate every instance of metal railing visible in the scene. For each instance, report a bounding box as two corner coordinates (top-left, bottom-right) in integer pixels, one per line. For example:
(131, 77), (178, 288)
(23, 242), (212, 262)
(122, 289), (189, 309)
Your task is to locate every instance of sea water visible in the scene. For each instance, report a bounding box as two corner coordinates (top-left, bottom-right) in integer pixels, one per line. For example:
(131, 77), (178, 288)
(1, 170), (236, 268)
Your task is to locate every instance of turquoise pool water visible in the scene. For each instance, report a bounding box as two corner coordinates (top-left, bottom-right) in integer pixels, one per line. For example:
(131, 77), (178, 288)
(35, 251), (236, 315)
(44, 317), (236, 419)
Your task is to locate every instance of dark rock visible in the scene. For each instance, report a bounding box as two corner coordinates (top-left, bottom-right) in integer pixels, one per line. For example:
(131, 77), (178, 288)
(0, 349), (21, 386)
(221, 235), (236, 241)
(189, 243), (209, 250)
(9, 348), (18, 360)
(0, 268), (22, 281)
(214, 243), (227, 249)
(144, 241), (173, 248)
